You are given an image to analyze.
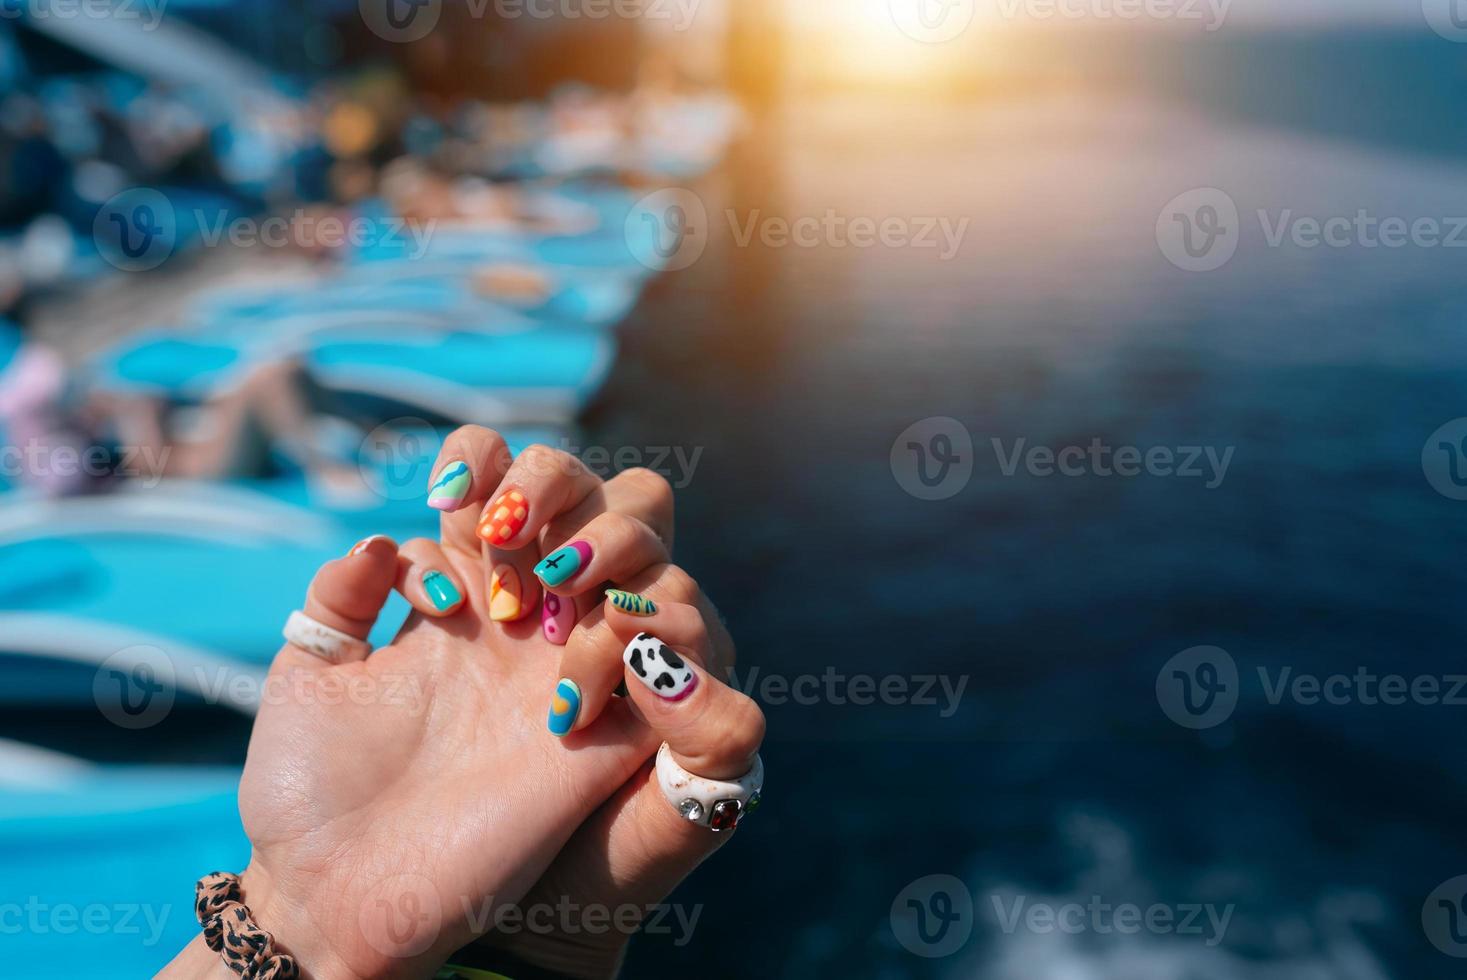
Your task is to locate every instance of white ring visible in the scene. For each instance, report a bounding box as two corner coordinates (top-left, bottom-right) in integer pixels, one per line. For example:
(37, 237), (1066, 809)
(654, 742), (763, 832)
(283, 611), (372, 664)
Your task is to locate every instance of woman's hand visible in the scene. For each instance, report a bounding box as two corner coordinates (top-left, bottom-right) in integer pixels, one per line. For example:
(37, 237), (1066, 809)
(163, 429), (671, 980)
(479, 572), (766, 977)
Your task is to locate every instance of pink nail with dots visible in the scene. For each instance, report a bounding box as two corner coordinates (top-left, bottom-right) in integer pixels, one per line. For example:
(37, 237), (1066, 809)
(542, 593), (575, 646)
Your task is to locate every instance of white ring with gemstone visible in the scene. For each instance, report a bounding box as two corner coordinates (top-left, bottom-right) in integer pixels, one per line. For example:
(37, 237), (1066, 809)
(282, 611), (372, 664)
(654, 742), (764, 832)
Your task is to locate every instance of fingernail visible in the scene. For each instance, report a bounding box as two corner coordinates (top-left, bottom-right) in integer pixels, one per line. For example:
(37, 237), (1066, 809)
(623, 632), (697, 701)
(478, 490), (529, 545)
(423, 570), (462, 612)
(534, 541), (592, 588)
(541, 593), (574, 646)
(427, 460), (471, 511)
(348, 534), (391, 558)
(489, 563), (524, 622)
(547, 678), (581, 737)
(606, 589), (657, 616)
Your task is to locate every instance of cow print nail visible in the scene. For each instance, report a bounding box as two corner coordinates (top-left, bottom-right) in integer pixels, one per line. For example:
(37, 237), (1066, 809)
(623, 633), (697, 701)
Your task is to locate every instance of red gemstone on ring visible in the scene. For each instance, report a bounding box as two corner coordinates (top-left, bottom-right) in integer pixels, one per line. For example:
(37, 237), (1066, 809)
(709, 799), (741, 832)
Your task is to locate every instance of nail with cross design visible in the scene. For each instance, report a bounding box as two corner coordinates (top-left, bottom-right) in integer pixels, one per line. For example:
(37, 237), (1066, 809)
(533, 540), (593, 588)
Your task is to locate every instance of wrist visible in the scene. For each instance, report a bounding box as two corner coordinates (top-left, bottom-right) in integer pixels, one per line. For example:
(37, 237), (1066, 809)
(234, 864), (372, 980)
(471, 931), (626, 980)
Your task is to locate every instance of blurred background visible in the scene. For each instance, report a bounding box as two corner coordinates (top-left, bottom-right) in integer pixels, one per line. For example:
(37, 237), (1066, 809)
(4, 0), (1467, 976)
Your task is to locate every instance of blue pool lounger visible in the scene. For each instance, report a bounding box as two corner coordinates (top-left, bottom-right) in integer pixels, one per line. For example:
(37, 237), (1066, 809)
(304, 327), (617, 425)
(0, 744), (250, 978)
(0, 424), (565, 704)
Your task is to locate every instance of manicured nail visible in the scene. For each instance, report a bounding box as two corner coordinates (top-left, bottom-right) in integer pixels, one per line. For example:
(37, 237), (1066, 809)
(478, 490), (529, 545)
(427, 460), (471, 511)
(623, 632), (697, 701)
(542, 593), (574, 646)
(489, 563), (524, 622)
(606, 590), (657, 616)
(423, 570), (462, 612)
(534, 541), (592, 588)
(348, 534), (391, 557)
(547, 678), (581, 737)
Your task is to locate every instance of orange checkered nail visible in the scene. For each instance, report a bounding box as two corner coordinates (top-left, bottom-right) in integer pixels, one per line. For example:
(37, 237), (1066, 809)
(478, 489), (530, 546)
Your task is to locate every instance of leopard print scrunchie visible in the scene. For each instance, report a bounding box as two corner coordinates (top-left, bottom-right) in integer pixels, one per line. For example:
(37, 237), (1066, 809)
(195, 871), (301, 980)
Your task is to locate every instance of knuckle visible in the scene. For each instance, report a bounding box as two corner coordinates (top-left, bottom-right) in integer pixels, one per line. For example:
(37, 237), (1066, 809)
(720, 695), (767, 759)
(621, 467), (674, 510)
(653, 564), (700, 604)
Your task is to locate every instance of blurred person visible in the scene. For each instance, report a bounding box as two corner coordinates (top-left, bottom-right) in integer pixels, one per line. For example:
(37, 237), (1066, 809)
(0, 326), (356, 495)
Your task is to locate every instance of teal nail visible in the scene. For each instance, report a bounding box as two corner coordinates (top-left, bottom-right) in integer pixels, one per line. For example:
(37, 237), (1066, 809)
(548, 678), (581, 737)
(533, 540), (593, 588)
(427, 460), (471, 511)
(423, 570), (462, 612)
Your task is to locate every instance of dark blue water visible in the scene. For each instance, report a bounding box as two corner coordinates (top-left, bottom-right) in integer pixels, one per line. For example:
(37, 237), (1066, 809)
(601, 40), (1467, 977)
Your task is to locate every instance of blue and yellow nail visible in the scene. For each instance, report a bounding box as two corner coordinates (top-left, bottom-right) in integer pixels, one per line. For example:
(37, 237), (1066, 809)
(606, 590), (657, 616)
(422, 570), (463, 612)
(534, 541), (593, 588)
(548, 678), (582, 737)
